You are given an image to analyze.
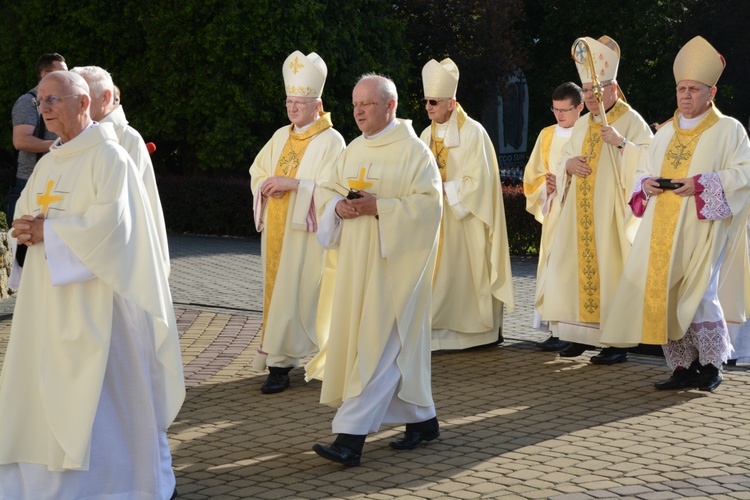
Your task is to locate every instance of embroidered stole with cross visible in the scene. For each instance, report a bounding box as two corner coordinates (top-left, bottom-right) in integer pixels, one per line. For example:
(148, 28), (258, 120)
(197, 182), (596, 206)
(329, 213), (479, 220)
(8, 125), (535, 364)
(576, 101), (628, 322)
(262, 113), (332, 338)
(429, 108), (466, 287)
(641, 107), (720, 344)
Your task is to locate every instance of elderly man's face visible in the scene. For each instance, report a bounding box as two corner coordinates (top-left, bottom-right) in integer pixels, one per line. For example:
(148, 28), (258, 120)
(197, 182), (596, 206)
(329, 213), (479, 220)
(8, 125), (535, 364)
(424, 97), (454, 124)
(581, 80), (617, 115)
(676, 80), (715, 119)
(352, 79), (392, 136)
(37, 75), (86, 143)
(285, 97), (320, 128)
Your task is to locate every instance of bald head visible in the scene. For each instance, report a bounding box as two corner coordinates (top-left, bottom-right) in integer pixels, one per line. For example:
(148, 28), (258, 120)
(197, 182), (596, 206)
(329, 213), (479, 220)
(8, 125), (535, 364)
(37, 71), (92, 143)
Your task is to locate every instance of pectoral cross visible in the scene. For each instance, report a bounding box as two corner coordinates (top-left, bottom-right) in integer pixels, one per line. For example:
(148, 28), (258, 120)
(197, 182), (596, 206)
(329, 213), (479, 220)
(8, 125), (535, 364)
(666, 144), (691, 169)
(37, 180), (64, 215)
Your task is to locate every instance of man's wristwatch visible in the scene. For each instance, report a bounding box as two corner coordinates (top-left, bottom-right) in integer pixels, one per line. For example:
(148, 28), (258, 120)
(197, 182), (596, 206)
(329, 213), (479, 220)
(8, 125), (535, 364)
(616, 138), (628, 150)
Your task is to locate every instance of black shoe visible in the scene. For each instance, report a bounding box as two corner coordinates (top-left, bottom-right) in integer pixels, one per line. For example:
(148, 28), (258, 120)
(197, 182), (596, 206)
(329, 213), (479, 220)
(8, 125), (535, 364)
(313, 442), (361, 466)
(654, 367), (700, 390)
(538, 336), (571, 352)
(698, 363), (723, 392)
(590, 347), (628, 365)
(559, 342), (591, 357)
(390, 417), (440, 450)
(261, 367), (292, 394)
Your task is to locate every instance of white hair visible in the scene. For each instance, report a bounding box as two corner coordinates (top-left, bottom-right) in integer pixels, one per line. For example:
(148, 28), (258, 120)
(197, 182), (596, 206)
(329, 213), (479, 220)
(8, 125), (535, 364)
(70, 66), (115, 104)
(357, 73), (398, 104)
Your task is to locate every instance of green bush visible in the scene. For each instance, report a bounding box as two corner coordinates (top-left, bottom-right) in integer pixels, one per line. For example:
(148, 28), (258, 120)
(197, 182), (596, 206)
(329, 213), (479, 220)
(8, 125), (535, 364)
(155, 174), (542, 256)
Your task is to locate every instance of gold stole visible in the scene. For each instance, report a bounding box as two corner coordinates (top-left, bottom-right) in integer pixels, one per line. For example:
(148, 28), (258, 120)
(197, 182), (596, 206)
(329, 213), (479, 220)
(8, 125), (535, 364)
(523, 126), (556, 196)
(641, 107), (720, 344)
(430, 105), (467, 286)
(262, 113), (333, 338)
(576, 101), (628, 322)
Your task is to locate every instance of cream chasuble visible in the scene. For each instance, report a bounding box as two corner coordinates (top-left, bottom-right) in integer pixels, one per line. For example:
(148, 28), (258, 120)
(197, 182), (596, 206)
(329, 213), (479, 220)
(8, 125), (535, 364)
(305, 119), (442, 408)
(100, 105), (170, 275)
(419, 104), (514, 350)
(540, 100), (652, 345)
(523, 124), (571, 317)
(0, 123), (184, 472)
(601, 106), (750, 347)
(249, 112), (345, 361)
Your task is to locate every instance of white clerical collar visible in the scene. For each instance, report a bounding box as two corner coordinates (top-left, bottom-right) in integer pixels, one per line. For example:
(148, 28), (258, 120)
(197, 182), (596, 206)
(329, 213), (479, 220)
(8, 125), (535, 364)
(679, 109), (710, 130)
(555, 124), (574, 138)
(293, 115), (319, 134)
(434, 121), (449, 139)
(53, 121), (97, 148)
(365, 119), (398, 140)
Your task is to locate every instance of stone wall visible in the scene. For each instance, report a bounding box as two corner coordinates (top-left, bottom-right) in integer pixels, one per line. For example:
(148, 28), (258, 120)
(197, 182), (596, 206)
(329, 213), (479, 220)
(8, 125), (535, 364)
(0, 233), (12, 299)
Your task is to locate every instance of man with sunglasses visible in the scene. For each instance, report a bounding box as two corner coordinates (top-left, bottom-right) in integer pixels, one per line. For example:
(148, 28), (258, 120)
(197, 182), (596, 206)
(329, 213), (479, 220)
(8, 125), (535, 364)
(523, 82), (584, 352)
(9, 53), (67, 222)
(540, 36), (653, 365)
(250, 51), (345, 394)
(418, 58), (515, 351)
(0, 70), (184, 499)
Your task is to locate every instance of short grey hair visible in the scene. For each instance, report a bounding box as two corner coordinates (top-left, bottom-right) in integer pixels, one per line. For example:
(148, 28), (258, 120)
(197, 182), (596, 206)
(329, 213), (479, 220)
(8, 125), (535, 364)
(357, 73), (398, 104)
(71, 66), (115, 104)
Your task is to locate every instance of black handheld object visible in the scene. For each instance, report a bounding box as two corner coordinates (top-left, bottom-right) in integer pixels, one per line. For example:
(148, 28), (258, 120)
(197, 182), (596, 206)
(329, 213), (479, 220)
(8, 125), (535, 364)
(656, 178), (684, 190)
(346, 189), (362, 199)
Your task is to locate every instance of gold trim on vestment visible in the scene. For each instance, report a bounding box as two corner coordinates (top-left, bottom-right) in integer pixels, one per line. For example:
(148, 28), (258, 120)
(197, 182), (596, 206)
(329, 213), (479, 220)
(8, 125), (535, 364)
(523, 126), (555, 196)
(576, 100), (628, 322)
(641, 106), (720, 344)
(429, 105), (467, 286)
(262, 112), (333, 339)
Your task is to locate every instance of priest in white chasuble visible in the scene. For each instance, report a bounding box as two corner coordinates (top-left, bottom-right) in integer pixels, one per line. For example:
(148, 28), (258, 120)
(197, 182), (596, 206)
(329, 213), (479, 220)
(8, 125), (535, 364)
(72, 65), (170, 276)
(306, 74), (442, 467)
(418, 58), (515, 351)
(250, 50), (345, 394)
(540, 36), (653, 365)
(601, 36), (750, 392)
(0, 71), (184, 500)
(523, 82), (584, 352)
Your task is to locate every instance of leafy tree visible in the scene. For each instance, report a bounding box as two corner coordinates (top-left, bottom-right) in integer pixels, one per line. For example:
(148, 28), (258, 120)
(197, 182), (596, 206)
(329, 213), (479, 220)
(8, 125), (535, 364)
(521, 0), (707, 137)
(393, 0), (527, 131)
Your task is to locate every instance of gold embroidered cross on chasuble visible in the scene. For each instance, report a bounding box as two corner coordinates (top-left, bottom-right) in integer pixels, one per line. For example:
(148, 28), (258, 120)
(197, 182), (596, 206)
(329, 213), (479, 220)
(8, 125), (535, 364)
(641, 107), (720, 344)
(262, 115), (333, 338)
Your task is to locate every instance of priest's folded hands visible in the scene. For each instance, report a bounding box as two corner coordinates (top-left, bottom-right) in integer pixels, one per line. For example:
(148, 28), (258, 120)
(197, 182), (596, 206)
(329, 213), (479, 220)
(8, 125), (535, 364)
(335, 190), (378, 219)
(10, 213), (45, 246)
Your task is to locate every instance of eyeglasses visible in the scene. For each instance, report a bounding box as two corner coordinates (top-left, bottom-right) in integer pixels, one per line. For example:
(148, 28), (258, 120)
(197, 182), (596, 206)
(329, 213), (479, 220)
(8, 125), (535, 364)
(581, 83), (612, 95)
(550, 106), (576, 114)
(422, 98), (445, 106)
(32, 94), (80, 107)
(352, 101), (380, 109)
(284, 99), (317, 108)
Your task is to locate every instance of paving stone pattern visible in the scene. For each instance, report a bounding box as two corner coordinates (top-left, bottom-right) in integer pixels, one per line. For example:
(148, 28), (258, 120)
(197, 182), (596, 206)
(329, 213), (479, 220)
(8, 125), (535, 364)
(0, 234), (748, 499)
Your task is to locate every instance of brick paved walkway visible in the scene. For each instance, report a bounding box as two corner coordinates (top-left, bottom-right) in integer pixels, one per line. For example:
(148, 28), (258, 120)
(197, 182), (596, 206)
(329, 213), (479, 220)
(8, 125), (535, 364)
(1, 234), (749, 499)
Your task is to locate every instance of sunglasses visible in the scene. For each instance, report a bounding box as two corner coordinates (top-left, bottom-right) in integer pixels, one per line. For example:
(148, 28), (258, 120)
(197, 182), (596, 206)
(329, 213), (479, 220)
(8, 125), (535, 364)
(421, 98), (445, 106)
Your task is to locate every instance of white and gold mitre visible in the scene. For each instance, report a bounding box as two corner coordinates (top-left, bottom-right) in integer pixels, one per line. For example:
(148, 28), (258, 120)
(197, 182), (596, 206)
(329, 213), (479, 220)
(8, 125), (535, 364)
(283, 50), (327, 97)
(673, 36), (725, 86)
(422, 58), (459, 98)
(574, 36), (620, 84)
